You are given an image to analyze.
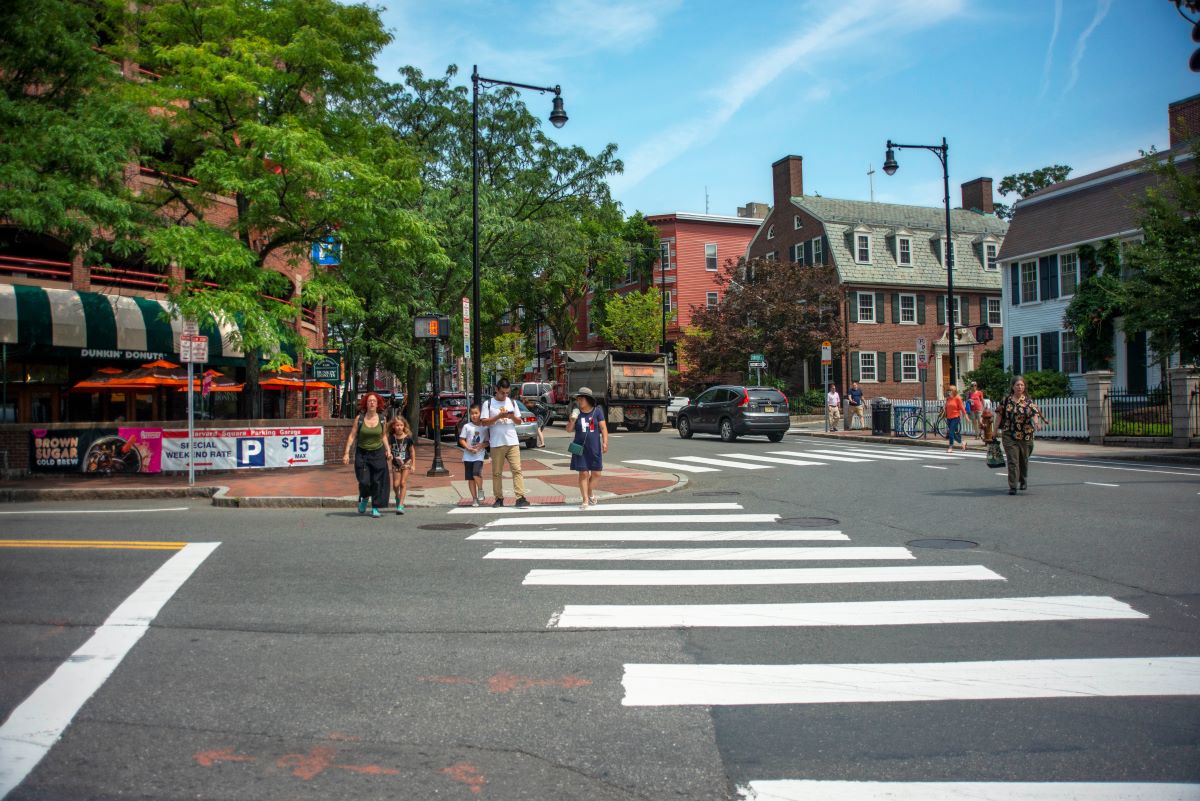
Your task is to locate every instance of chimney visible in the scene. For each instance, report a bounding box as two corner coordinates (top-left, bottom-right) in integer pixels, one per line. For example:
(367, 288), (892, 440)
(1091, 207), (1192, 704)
(960, 177), (994, 215)
(771, 155), (803, 211)
(737, 202), (769, 219)
(1169, 94), (1200, 147)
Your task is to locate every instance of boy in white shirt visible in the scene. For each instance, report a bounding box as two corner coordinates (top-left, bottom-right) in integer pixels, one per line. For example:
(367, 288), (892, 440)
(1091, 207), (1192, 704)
(480, 378), (529, 508)
(457, 403), (487, 506)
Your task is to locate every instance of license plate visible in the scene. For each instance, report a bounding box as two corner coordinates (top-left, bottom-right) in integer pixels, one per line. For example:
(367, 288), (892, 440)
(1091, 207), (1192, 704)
(764, 405), (775, 413)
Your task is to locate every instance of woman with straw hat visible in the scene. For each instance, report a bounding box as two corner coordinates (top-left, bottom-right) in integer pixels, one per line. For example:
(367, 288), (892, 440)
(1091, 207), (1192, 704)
(568, 387), (608, 510)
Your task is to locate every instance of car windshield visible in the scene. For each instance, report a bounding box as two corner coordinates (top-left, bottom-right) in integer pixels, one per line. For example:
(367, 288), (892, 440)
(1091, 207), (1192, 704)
(748, 389), (786, 402)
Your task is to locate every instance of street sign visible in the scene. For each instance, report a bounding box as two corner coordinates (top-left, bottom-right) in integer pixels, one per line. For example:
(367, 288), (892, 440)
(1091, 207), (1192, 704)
(462, 297), (471, 358)
(750, 352), (764, 363)
(916, 335), (928, 368)
(179, 334), (208, 363)
(820, 340), (832, 366)
(311, 354), (340, 382)
(182, 319), (199, 338)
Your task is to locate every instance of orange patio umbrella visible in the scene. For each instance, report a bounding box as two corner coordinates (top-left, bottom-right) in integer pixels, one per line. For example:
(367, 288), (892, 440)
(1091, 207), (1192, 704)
(259, 365), (334, 391)
(176, 369), (243, 393)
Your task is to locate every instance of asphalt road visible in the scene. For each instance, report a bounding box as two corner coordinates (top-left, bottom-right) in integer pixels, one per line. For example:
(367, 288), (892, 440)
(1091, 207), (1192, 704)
(1, 426), (1198, 800)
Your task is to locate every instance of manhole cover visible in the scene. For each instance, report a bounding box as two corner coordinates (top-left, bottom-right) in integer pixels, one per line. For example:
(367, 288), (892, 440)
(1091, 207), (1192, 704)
(777, 517), (839, 527)
(418, 523), (478, 531)
(907, 538), (979, 549)
(693, 491), (741, 497)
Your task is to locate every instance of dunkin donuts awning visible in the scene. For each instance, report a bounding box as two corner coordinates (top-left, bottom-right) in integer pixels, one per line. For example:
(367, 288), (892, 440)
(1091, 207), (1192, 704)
(0, 284), (244, 362)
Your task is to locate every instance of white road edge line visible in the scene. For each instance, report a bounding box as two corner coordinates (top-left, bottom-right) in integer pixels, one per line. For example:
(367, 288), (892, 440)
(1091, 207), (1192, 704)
(621, 656), (1200, 706)
(923, 465), (948, 470)
(1085, 482), (1120, 488)
(739, 780), (1200, 801)
(0, 541), (220, 799)
(0, 506), (191, 516)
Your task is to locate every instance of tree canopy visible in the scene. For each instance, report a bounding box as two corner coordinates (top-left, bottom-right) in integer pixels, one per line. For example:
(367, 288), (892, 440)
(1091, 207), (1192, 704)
(994, 164), (1073, 220)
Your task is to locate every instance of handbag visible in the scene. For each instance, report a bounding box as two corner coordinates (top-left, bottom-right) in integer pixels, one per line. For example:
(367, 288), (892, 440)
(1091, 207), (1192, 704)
(985, 439), (1006, 469)
(567, 441), (584, 456)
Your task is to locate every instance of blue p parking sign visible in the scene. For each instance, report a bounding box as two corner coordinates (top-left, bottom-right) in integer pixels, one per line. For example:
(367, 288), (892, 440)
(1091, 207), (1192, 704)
(238, 438), (265, 467)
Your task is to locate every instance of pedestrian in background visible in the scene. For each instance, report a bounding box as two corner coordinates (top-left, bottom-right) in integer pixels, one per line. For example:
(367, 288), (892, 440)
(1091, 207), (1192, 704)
(996, 376), (1043, 495)
(457, 403), (487, 507)
(342, 392), (390, 518)
(943, 384), (966, 452)
(481, 378), (530, 508)
(387, 416), (417, 515)
(967, 381), (984, 433)
(568, 387), (607, 509)
(826, 384), (842, 432)
(846, 381), (865, 430)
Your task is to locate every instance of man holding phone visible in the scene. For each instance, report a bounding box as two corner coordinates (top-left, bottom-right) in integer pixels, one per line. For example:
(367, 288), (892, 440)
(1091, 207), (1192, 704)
(481, 378), (530, 508)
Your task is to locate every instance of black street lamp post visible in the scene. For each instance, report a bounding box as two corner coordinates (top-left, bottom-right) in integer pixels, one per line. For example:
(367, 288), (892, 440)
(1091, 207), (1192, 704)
(471, 66), (567, 408)
(660, 248), (667, 354)
(882, 137), (958, 386)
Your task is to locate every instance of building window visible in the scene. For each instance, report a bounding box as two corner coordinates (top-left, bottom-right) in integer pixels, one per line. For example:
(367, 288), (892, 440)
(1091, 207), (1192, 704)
(767, 225), (775, 240)
(1021, 335), (1039, 374)
(859, 351), (877, 382)
(705, 243), (717, 271)
(624, 258), (636, 284)
(1061, 329), (1080, 374)
(794, 215), (802, 229)
(1020, 261), (1038, 303)
(901, 352), (918, 382)
(790, 243), (802, 264)
(985, 243), (998, 271)
(897, 237), (912, 266)
(858, 292), (875, 323)
(765, 251), (777, 262)
(706, 291), (718, 309)
(1059, 251), (1078, 297)
(811, 236), (823, 265)
(856, 234), (871, 263)
(659, 241), (670, 267)
(899, 293), (917, 324)
(662, 290), (673, 315)
(987, 297), (1002, 326)
(941, 296), (962, 326)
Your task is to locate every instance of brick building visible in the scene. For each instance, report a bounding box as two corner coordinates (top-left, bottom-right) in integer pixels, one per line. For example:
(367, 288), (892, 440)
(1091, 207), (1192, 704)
(746, 155), (1008, 400)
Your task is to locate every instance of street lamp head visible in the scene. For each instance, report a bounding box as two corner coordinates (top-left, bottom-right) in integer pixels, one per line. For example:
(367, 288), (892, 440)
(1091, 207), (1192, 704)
(882, 147), (899, 176)
(549, 92), (568, 128)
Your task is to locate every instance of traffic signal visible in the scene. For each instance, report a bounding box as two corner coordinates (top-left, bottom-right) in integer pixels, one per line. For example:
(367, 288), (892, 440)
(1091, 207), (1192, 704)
(414, 314), (451, 340)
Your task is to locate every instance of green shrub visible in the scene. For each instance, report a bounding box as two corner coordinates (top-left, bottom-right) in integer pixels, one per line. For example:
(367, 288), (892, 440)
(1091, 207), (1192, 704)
(963, 348), (1011, 401)
(1023, 370), (1070, 398)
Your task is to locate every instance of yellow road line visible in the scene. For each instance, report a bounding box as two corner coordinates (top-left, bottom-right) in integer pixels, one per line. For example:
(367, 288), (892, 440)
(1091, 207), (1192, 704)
(0, 540), (186, 550)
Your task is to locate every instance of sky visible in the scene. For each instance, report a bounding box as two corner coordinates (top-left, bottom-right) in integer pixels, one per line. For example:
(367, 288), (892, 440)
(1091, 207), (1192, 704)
(374, 0), (1198, 217)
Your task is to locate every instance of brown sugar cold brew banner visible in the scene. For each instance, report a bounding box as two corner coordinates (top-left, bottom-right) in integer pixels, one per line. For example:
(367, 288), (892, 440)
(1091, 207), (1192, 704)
(29, 427), (156, 473)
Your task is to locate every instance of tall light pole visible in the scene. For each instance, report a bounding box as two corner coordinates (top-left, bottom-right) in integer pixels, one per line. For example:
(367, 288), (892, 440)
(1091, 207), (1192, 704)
(882, 137), (958, 386)
(471, 66), (567, 408)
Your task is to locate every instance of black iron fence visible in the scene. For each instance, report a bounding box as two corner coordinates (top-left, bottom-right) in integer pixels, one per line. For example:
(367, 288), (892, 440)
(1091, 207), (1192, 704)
(1106, 384), (1172, 437)
(1191, 387), (1200, 439)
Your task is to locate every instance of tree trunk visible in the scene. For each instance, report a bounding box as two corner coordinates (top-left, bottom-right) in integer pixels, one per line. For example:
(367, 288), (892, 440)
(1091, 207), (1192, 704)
(406, 363), (420, 432)
(241, 349), (262, 419)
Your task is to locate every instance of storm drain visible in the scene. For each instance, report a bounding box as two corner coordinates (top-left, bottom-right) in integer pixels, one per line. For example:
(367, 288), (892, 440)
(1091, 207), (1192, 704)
(907, 538), (979, 549)
(777, 517), (839, 527)
(418, 523), (478, 531)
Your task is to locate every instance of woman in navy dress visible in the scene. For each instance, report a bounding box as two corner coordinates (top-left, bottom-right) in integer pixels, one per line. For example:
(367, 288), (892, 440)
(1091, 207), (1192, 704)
(569, 387), (608, 509)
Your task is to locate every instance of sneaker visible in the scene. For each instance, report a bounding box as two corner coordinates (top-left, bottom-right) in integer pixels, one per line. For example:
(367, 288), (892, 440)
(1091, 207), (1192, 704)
(395, 504), (405, 515)
(1008, 488), (1017, 495)
(514, 497), (530, 508)
(1019, 482), (1027, 490)
(370, 507), (381, 518)
(357, 499), (367, 515)
(579, 503), (589, 511)
(477, 490), (485, 502)
(493, 497), (504, 508)
(588, 496), (597, 506)
(471, 499), (480, 507)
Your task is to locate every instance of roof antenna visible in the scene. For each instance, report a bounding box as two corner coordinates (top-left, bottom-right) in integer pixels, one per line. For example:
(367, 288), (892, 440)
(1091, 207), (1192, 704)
(705, 185), (710, 214)
(867, 164), (875, 202)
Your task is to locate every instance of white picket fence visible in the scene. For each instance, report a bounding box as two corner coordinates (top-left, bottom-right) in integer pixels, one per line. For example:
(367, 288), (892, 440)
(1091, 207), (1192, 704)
(901, 395), (1088, 439)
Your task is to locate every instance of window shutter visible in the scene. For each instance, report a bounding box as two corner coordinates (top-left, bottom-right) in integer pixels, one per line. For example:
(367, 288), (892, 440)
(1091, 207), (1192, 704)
(937, 296), (946, 325)
(979, 296), (988, 324)
(893, 352), (902, 380)
(877, 351), (887, 383)
(1045, 254), (1060, 300)
(891, 293), (900, 324)
(1041, 331), (1060, 371)
(850, 351), (860, 382)
(1039, 256), (1051, 301)
(917, 294), (926, 324)
(1012, 336), (1022, 374)
(1010, 264), (1021, 306)
(848, 291), (858, 323)
(822, 235), (830, 264)
(961, 296), (969, 326)
(874, 292), (885, 321)
(804, 240), (813, 265)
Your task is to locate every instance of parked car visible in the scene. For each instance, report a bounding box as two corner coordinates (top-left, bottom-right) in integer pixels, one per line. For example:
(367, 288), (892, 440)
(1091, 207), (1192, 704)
(519, 381), (554, 404)
(675, 385), (790, 442)
(666, 396), (690, 427)
(513, 399), (541, 449)
(419, 393), (468, 439)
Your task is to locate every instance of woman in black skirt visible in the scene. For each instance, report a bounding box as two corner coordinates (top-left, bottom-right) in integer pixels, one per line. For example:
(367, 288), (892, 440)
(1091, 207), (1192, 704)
(342, 392), (391, 517)
(568, 387), (608, 510)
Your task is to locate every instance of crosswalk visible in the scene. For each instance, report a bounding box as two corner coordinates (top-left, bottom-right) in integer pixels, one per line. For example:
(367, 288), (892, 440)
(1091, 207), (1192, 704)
(624, 441), (982, 473)
(450, 499), (1200, 797)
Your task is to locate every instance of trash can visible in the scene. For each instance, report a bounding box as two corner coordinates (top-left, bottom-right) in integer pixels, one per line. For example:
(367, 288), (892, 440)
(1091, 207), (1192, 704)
(891, 404), (918, 436)
(871, 399), (892, 435)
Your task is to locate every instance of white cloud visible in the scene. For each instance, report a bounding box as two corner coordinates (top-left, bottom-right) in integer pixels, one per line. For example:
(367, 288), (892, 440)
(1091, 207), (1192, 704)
(537, 0), (681, 52)
(1064, 0), (1113, 94)
(1039, 0), (1062, 99)
(610, 0), (966, 194)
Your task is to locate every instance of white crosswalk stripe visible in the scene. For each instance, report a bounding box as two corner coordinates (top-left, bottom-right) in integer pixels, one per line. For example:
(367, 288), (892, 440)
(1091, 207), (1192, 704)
(622, 458), (719, 472)
(485, 546), (913, 561)
(483, 513), (779, 527)
(522, 565), (1005, 586)
(672, 455), (772, 469)
(768, 450), (873, 463)
(717, 453), (828, 467)
(448, 502), (742, 514)
(741, 781), (1200, 800)
(813, 445), (964, 461)
(805, 448), (917, 461)
(468, 529), (848, 541)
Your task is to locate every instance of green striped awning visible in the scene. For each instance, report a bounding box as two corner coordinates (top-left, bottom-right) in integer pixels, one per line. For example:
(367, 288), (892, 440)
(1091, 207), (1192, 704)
(0, 284), (243, 362)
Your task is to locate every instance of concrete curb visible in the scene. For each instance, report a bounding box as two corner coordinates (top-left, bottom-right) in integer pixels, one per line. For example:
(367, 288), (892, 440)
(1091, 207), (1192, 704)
(0, 486), (219, 503)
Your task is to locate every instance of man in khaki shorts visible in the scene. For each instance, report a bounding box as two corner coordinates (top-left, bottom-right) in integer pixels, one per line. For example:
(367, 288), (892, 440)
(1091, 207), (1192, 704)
(481, 378), (530, 508)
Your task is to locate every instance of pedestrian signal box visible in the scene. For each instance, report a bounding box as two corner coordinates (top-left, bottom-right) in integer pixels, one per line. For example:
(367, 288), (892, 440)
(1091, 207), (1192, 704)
(414, 314), (451, 340)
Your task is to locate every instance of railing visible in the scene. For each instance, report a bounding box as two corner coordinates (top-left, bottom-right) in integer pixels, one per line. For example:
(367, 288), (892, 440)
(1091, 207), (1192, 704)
(0, 254), (72, 281)
(89, 265), (169, 291)
(1190, 388), (1200, 440)
(1106, 384), (1172, 437)
(901, 395), (1088, 439)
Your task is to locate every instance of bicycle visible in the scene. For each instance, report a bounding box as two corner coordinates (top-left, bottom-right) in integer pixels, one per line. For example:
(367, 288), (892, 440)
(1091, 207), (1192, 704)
(897, 405), (948, 439)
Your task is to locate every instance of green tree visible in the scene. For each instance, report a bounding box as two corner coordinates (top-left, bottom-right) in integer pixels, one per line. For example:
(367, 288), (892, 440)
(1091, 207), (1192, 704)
(599, 288), (672, 351)
(484, 332), (526, 383)
(0, 0), (160, 252)
(963, 348), (1011, 401)
(1121, 145), (1200, 364)
(994, 165), (1073, 220)
(1063, 240), (1124, 370)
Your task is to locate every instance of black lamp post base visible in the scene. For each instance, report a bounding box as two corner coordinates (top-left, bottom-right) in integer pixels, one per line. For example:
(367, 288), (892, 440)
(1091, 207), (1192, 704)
(426, 464), (450, 477)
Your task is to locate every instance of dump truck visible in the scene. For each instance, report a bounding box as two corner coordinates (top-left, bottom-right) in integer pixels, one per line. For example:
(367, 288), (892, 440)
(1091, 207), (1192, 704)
(548, 350), (669, 432)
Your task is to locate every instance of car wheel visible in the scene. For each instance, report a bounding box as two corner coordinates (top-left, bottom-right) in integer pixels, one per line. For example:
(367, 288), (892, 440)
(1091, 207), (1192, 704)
(647, 422), (664, 433)
(767, 431), (785, 442)
(677, 415), (693, 439)
(719, 418), (737, 442)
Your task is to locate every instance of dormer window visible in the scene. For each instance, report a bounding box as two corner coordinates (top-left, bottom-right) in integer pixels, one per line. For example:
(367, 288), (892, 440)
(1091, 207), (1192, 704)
(892, 227), (914, 267)
(934, 235), (955, 268)
(852, 225), (872, 264)
(973, 233), (1000, 270)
